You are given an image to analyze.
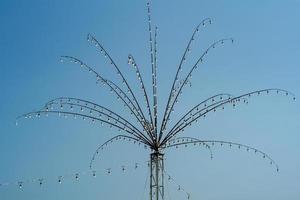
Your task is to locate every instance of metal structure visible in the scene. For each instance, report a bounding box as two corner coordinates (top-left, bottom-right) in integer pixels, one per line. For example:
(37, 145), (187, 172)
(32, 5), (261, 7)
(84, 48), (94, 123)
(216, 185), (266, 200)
(18, 2), (295, 200)
(150, 152), (164, 200)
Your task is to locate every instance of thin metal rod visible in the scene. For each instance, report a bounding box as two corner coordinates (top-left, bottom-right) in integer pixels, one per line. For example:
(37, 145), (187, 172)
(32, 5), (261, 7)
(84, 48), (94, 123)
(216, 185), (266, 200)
(128, 54), (154, 138)
(154, 26), (158, 141)
(164, 89), (295, 143)
(158, 18), (212, 141)
(160, 38), (234, 136)
(18, 110), (153, 145)
(166, 137), (213, 159)
(167, 137), (279, 171)
(45, 101), (143, 137)
(60, 56), (149, 134)
(161, 93), (233, 143)
(146, 2), (157, 139)
(87, 34), (149, 126)
(89, 135), (147, 169)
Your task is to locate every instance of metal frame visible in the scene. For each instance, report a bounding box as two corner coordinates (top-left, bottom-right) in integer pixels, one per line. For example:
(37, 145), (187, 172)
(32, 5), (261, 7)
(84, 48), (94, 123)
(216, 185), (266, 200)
(150, 152), (164, 200)
(18, 1), (295, 200)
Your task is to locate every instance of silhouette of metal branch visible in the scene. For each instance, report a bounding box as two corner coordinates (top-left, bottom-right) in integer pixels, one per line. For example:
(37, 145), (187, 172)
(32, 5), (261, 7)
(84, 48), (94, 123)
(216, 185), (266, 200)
(60, 56), (148, 131)
(163, 93), (234, 137)
(168, 137), (279, 172)
(146, 2), (159, 139)
(18, 110), (153, 145)
(86, 34), (148, 125)
(89, 135), (147, 169)
(159, 18), (212, 141)
(43, 97), (143, 136)
(163, 89), (295, 144)
(128, 55), (154, 132)
(165, 137), (213, 160)
(153, 26), (158, 139)
(160, 38), (234, 137)
(164, 94), (241, 141)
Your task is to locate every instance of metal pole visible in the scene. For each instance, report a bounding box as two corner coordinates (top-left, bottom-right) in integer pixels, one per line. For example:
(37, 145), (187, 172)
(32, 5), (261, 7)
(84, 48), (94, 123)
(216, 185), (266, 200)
(150, 152), (164, 200)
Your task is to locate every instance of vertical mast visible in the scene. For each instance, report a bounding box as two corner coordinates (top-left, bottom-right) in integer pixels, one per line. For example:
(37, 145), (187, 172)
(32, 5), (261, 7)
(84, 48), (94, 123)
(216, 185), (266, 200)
(150, 152), (164, 200)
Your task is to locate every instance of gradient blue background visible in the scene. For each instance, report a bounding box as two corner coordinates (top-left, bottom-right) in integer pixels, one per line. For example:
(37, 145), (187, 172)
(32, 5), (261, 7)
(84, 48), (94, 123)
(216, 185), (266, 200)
(0, 0), (299, 199)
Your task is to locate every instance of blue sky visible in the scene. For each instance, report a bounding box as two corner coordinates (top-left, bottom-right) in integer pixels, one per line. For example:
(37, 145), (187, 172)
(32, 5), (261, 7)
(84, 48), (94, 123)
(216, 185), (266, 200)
(0, 0), (299, 199)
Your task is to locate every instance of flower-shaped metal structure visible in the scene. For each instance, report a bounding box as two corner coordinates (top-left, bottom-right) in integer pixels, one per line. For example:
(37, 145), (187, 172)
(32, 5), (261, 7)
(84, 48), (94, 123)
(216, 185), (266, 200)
(18, 2), (295, 200)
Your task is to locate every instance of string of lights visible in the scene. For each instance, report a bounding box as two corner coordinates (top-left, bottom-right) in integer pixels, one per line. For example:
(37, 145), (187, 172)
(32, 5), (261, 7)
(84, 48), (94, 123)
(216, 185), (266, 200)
(0, 160), (189, 200)
(0, 162), (142, 189)
(164, 171), (191, 200)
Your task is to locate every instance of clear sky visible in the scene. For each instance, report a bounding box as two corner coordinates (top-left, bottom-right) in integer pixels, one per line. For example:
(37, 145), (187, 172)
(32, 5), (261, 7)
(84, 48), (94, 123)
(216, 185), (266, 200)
(0, 0), (299, 199)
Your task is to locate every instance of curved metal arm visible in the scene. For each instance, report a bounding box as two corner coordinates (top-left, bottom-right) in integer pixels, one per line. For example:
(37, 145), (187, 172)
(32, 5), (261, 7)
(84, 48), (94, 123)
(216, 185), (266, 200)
(164, 98), (234, 142)
(159, 18), (212, 141)
(164, 137), (213, 160)
(171, 137), (279, 172)
(164, 89), (295, 143)
(160, 38), (234, 136)
(44, 99), (143, 137)
(160, 93), (234, 143)
(44, 97), (153, 143)
(89, 135), (148, 169)
(60, 56), (149, 134)
(172, 79), (193, 95)
(164, 95), (250, 142)
(128, 55), (154, 132)
(17, 110), (153, 146)
(86, 34), (148, 125)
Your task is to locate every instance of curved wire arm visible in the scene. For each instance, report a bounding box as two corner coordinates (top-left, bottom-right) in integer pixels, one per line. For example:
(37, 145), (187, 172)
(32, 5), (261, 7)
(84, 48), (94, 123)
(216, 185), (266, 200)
(89, 135), (148, 169)
(171, 79), (193, 95)
(165, 89), (294, 143)
(17, 110), (153, 146)
(160, 93), (234, 142)
(165, 98), (237, 141)
(164, 89), (295, 144)
(164, 137), (213, 160)
(170, 137), (280, 172)
(43, 98), (143, 137)
(160, 38), (234, 136)
(165, 94), (248, 140)
(60, 56), (149, 133)
(44, 97), (153, 143)
(128, 55), (154, 131)
(159, 18), (212, 141)
(86, 33), (148, 125)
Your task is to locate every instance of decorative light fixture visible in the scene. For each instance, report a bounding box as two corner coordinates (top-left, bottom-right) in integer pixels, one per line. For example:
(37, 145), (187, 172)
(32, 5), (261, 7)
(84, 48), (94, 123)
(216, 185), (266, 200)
(17, 1), (295, 200)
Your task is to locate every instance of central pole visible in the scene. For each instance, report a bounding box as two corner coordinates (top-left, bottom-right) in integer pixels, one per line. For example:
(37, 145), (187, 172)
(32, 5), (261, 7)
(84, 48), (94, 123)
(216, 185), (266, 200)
(150, 152), (164, 200)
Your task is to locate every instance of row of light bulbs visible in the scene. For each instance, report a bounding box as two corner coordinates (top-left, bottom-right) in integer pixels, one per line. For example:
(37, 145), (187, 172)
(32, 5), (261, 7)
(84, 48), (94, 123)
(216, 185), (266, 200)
(60, 55), (145, 124)
(1, 162), (144, 189)
(166, 137), (279, 172)
(168, 89), (295, 138)
(1, 161), (191, 200)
